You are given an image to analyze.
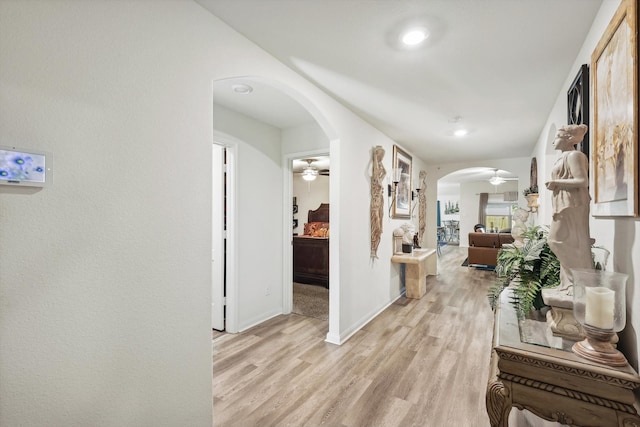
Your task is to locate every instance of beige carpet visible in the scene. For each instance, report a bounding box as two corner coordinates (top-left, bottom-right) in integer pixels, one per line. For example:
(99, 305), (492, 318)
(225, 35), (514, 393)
(293, 282), (329, 321)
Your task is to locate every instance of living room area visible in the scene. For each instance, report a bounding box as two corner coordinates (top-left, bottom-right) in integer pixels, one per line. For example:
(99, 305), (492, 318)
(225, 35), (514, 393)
(438, 165), (525, 267)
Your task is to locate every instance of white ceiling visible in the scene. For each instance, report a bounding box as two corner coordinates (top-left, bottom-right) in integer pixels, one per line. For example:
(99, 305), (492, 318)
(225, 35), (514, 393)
(212, 78), (315, 129)
(201, 0), (602, 169)
(438, 167), (519, 197)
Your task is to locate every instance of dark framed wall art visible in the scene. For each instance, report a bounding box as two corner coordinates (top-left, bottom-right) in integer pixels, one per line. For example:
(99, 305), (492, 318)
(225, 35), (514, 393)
(568, 64), (590, 160)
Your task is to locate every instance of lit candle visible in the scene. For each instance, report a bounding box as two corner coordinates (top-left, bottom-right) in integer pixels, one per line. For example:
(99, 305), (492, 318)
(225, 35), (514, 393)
(585, 287), (615, 330)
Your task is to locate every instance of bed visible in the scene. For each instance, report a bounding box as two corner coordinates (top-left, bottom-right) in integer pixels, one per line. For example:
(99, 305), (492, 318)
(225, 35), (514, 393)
(293, 203), (329, 288)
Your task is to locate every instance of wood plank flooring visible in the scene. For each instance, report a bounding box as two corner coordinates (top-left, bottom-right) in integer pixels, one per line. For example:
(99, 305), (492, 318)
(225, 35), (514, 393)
(213, 246), (497, 426)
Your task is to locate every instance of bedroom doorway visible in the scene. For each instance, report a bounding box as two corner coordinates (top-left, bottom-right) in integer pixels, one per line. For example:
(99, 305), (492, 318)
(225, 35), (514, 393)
(290, 154), (330, 321)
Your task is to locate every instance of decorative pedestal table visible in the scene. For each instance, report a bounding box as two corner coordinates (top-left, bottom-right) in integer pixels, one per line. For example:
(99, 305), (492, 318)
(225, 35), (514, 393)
(391, 248), (436, 299)
(487, 289), (640, 426)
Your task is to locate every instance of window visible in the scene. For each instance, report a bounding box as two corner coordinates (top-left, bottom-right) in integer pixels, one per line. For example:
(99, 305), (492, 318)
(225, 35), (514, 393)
(485, 203), (512, 232)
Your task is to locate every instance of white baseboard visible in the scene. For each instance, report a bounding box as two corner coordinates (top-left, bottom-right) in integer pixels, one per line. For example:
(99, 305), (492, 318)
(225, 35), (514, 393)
(238, 309), (283, 333)
(324, 292), (405, 345)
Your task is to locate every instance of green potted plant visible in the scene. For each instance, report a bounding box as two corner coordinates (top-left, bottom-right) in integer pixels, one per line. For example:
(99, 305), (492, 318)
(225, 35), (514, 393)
(487, 225), (560, 318)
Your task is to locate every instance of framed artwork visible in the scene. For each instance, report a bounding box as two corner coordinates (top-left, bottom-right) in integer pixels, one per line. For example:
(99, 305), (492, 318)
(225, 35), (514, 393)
(392, 145), (412, 218)
(567, 64), (590, 160)
(591, 0), (638, 217)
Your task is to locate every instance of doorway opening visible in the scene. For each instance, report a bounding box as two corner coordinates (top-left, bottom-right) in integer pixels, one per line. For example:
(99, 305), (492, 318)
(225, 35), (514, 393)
(437, 167), (519, 249)
(291, 155), (330, 321)
(212, 75), (339, 342)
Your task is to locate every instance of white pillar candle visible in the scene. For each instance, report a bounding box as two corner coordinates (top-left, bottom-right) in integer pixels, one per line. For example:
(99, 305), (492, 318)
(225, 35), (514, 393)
(585, 287), (615, 329)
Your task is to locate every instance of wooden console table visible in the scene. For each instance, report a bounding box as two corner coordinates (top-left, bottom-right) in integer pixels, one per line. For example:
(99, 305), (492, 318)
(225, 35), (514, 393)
(487, 289), (640, 426)
(391, 248), (436, 299)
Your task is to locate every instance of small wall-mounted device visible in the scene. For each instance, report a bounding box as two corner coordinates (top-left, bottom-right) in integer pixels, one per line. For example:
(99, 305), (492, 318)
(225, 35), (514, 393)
(0, 145), (52, 187)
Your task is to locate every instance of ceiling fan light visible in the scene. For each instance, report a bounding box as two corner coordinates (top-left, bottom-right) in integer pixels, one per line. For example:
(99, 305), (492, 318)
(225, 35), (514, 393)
(302, 168), (318, 181)
(489, 176), (506, 186)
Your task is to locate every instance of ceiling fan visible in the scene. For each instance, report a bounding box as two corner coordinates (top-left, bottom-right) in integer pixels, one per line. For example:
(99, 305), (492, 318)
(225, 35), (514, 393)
(488, 169), (517, 186)
(295, 159), (329, 181)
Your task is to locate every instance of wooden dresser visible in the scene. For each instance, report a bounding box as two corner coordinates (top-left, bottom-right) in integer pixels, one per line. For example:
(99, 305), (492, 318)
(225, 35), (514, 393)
(487, 289), (640, 426)
(293, 236), (329, 287)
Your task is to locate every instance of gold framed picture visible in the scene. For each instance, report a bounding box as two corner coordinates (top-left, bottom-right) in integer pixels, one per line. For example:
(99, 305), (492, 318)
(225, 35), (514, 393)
(392, 145), (412, 218)
(591, 0), (638, 217)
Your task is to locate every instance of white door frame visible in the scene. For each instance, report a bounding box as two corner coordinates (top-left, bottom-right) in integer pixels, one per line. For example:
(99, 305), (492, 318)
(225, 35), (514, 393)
(213, 132), (238, 333)
(212, 144), (225, 330)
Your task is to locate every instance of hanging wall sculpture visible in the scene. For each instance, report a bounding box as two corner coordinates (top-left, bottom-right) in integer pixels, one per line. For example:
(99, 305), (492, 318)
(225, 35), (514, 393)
(370, 145), (386, 258)
(418, 170), (427, 244)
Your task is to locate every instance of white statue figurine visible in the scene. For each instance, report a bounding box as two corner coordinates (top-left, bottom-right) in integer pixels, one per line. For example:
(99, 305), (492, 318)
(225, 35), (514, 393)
(511, 207), (529, 247)
(545, 124), (593, 291)
(400, 222), (415, 245)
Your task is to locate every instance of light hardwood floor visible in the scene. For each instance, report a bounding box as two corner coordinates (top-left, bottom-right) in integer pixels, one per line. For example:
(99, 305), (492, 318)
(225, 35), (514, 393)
(213, 246), (497, 426)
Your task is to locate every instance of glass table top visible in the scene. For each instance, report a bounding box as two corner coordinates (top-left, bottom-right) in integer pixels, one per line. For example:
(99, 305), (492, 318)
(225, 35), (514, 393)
(518, 309), (575, 352)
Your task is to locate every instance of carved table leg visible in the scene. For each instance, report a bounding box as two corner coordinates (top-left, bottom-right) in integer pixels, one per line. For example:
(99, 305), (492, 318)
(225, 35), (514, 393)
(486, 347), (510, 427)
(620, 412), (640, 426)
(486, 379), (510, 427)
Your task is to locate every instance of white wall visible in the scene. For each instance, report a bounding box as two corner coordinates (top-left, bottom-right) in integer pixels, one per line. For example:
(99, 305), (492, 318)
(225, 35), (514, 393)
(281, 121), (329, 154)
(1, 2), (223, 425)
(329, 140), (428, 343)
(0, 1), (430, 424)
(532, 0), (640, 370)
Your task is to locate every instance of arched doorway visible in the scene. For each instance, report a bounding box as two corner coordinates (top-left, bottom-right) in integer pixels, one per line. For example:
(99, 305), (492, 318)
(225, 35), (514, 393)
(211, 76), (338, 338)
(437, 167), (520, 249)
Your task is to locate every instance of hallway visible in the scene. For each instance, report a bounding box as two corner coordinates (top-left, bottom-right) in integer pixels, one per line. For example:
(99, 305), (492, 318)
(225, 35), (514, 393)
(213, 246), (496, 426)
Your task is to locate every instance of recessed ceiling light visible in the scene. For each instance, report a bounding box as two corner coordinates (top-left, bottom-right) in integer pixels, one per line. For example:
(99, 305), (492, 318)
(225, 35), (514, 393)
(232, 84), (253, 94)
(454, 129), (468, 137)
(402, 29), (428, 46)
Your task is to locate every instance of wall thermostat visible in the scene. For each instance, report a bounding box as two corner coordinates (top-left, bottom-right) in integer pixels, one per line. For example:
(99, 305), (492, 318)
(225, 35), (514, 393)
(0, 145), (52, 187)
